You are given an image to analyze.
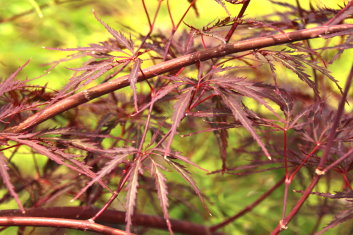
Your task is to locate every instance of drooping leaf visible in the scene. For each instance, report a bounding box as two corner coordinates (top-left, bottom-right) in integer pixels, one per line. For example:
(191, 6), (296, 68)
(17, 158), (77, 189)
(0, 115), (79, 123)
(0, 153), (24, 213)
(129, 59), (142, 112)
(155, 148), (208, 172)
(164, 88), (193, 158)
(168, 160), (208, 211)
(0, 103), (32, 123)
(218, 90), (272, 160)
(69, 140), (136, 155)
(125, 157), (141, 233)
(132, 83), (180, 116)
(211, 76), (283, 119)
(213, 0), (231, 16)
(209, 98), (229, 172)
(93, 10), (134, 52)
(73, 152), (132, 200)
(256, 50), (320, 94)
(151, 159), (173, 235)
(0, 60), (29, 97)
(8, 137), (109, 189)
(316, 207), (353, 235)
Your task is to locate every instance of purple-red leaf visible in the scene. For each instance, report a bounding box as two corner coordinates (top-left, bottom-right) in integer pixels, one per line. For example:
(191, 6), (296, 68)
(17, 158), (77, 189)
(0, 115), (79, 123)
(155, 148), (208, 172)
(125, 157), (141, 233)
(93, 10), (134, 52)
(213, 0), (231, 16)
(129, 59), (141, 112)
(0, 60), (29, 97)
(73, 152), (132, 200)
(164, 88), (193, 158)
(219, 91), (272, 160)
(211, 77), (283, 119)
(0, 153), (24, 213)
(151, 159), (173, 235)
(133, 83), (180, 116)
(8, 137), (109, 189)
(169, 160), (208, 212)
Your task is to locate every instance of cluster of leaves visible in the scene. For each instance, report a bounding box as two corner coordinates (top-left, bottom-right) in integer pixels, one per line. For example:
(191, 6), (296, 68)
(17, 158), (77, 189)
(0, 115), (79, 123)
(1, 0), (353, 234)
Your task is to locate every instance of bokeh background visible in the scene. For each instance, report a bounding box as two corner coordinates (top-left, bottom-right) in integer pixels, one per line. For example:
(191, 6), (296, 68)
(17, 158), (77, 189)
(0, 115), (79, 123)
(0, 1), (352, 234)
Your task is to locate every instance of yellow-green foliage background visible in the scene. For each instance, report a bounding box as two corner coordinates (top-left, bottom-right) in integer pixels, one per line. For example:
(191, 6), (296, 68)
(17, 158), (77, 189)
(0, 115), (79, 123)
(0, 1), (352, 235)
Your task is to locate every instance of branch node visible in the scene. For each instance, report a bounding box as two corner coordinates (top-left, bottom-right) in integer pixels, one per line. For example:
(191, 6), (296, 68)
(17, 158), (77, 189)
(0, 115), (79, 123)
(315, 168), (326, 175)
(279, 219), (288, 230)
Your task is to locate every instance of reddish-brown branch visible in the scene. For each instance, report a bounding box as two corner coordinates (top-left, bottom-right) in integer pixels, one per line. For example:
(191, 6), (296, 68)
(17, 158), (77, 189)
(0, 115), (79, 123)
(0, 207), (224, 235)
(0, 216), (129, 235)
(5, 24), (353, 134)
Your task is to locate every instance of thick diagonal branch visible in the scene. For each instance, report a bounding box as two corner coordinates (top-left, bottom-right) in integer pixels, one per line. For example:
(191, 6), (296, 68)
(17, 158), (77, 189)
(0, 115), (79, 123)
(0, 216), (129, 235)
(0, 207), (224, 235)
(6, 24), (353, 133)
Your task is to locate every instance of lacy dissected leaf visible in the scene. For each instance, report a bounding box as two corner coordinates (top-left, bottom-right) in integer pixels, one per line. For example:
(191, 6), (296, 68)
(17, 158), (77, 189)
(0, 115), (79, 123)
(218, 90), (271, 160)
(133, 83), (181, 116)
(211, 76), (283, 119)
(155, 148), (208, 172)
(93, 10), (134, 52)
(69, 140), (136, 155)
(286, 105), (313, 130)
(217, 127), (228, 171)
(316, 207), (353, 235)
(0, 60), (29, 97)
(41, 59), (117, 111)
(307, 190), (353, 199)
(213, 0), (231, 16)
(184, 22), (227, 44)
(330, 34), (353, 64)
(150, 159), (173, 234)
(129, 59), (141, 111)
(164, 88), (193, 158)
(209, 97), (229, 171)
(299, 58), (341, 92)
(202, 17), (232, 32)
(262, 49), (340, 93)
(61, 60), (114, 96)
(0, 103), (31, 124)
(260, 50), (318, 93)
(168, 160), (208, 211)
(8, 137), (108, 188)
(256, 83), (293, 115)
(270, 0), (337, 25)
(45, 38), (130, 55)
(74, 152), (133, 200)
(288, 43), (328, 67)
(125, 157), (141, 233)
(0, 152), (24, 213)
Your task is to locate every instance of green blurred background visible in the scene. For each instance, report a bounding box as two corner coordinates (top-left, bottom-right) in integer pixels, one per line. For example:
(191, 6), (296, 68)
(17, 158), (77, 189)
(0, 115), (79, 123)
(0, 0), (352, 234)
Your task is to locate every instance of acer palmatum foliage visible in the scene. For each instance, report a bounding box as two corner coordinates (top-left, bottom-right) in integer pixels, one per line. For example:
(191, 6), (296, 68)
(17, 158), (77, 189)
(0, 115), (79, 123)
(1, 0), (353, 234)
